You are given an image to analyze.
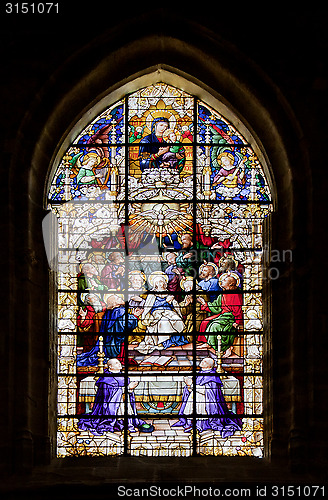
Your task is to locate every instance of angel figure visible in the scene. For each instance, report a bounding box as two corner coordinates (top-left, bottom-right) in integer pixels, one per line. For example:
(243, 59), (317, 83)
(69, 124), (115, 190)
(212, 151), (245, 191)
(208, 122), (246, 197)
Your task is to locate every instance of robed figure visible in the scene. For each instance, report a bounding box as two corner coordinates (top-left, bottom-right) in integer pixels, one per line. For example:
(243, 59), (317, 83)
(76, 295), (140, 366)
(138, 117), (170, 171)
(172, 358), (242, 437)
(198, 272), (243, 356)
(77, 293), (106, 351)
(136, 272), (187, 354)
(78, 359), (154, 435)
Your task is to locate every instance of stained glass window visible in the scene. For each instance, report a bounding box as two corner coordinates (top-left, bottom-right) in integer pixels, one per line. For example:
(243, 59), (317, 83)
(47, 82), (273, 458)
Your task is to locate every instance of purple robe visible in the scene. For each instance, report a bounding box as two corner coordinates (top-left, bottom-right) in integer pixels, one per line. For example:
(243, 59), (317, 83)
(78, 371), (145, 434)
(164, 264), (183, 299)
(172, 369), (242, 438)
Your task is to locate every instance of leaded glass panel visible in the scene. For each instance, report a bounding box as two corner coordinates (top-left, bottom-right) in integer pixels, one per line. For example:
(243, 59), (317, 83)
(48, 83), (272, 458)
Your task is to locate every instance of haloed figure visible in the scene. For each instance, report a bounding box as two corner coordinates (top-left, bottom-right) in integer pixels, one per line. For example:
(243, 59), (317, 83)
(138, 117), (170, 170)
(136, 272), (188, 353)
(198, 272), (243, 357)
(76, 294), (142, 367)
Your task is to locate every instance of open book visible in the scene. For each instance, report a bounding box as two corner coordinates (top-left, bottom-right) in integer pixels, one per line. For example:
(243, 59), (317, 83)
(140, 355), (174, 367)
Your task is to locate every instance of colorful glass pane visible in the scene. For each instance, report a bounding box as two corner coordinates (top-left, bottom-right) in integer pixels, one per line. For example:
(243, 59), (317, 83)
(48, 83), (272, 458)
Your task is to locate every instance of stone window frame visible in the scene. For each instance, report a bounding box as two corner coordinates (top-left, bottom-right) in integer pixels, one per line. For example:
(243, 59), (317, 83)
(8, 29), (308, 482)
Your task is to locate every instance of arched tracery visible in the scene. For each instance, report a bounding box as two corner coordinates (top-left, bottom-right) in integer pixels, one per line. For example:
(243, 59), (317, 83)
(46, 76), (273, 458)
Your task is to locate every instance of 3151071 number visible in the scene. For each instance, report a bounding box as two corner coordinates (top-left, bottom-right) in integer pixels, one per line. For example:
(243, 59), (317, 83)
(5, 3), (59, 14)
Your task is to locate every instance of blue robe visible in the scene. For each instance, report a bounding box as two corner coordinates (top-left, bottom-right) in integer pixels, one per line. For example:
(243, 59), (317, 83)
(150, 295), (174, 314)
(138, 117), (169, 171)
(78, 371), (146, 434)
(162, 336), (189, 349)
(198, 277), (222, 302)
(76, 306), (137, 367)
(172, 369), (242, 438)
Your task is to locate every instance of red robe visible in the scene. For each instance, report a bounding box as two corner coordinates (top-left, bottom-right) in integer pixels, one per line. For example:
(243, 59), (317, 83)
(77, 305), (106, 351)
(198, 292), (243, 341)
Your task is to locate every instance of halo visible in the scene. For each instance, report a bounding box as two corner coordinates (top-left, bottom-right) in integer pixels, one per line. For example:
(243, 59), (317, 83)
(219, 271), (241, 288)
(103, 293), (125, 304)
(81, 292), (102, 303)
(177, 231), (193, 245)
(145, 104), (176, 135)
(180, 276), (194, 291)
(128, 270), (146, 282)
(148, 271), (169, 289)
(163, 128), (180, 141)
(87, 251), (106, 264)
(199, 261), (219, 276)
(162, 251), (177, 261)
(219, 254), (238, 269)
(79, 292), (89, 305)
(217, 151), (234, 160)
(82, 151), (101, 165)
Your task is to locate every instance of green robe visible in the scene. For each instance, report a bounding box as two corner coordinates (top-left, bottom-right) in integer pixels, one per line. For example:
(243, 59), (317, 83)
(76, 167), (97, 185)
(175, 242), (212, 276)
(205, 295), (237, 352)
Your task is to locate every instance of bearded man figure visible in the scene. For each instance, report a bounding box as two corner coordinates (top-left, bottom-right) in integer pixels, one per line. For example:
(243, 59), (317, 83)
(77, 293), (106, 351)
(77, 294), (142, 366)
(198, 272), (243, 357)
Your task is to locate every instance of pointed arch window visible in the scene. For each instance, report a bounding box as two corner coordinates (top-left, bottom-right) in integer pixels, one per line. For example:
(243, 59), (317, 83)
(47, 77), (273, 458)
